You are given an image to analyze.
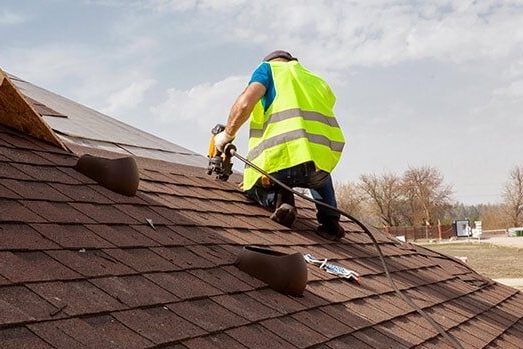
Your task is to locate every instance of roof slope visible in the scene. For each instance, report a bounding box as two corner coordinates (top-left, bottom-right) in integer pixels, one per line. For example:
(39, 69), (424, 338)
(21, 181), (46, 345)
(7, 72), (206, 167)
(1, 124), (522, 349)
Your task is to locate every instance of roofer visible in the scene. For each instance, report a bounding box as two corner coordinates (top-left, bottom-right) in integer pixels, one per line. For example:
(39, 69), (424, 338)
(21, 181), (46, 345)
(214, 50), (346, 240)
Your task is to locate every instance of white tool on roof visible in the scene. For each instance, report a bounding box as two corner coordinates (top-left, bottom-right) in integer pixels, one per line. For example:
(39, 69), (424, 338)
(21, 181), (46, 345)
(303, 254), (360, 283)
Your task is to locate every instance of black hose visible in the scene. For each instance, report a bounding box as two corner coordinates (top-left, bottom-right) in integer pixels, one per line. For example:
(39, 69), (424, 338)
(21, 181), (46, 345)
(231, 150), (464, 349)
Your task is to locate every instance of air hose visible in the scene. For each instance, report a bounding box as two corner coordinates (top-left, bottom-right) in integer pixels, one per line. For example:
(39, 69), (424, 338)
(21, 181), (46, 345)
(229, 149), (464, 349)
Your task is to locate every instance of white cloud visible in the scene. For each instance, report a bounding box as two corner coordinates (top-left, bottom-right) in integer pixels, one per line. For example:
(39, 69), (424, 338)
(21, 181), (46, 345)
(0, 9), (28, 25)
(0, 41), (160, 122)
(151, 76), (246, 127)
(102, 78), (157, 115)
(128, 0), (523, 72)
(494, 79), (523, 100)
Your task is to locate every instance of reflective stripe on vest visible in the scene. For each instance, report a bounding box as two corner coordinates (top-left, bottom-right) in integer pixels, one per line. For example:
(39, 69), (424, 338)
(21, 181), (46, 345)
(247, 128), (344, 161)
(249, 108), (340, 138)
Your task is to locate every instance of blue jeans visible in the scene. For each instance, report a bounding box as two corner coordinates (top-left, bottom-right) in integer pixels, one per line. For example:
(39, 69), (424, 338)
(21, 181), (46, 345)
(245, 162), (340, 225)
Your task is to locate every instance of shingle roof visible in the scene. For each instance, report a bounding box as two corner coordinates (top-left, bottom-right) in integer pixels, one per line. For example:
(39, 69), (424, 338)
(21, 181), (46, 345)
(1, 75), (523, 348)
(8, 72), (207, 167)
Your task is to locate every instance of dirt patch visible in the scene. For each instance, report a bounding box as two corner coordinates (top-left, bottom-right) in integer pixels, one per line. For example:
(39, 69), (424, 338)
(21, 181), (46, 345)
(420, 243), (523, 279)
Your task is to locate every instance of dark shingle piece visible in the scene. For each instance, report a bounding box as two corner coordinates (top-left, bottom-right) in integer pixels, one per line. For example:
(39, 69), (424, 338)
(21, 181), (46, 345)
(113, 307), (205, 344)
(46, 249), (134, 277)
(32, 223), (113, 249)
(104, 248), (176, 273)
(85, 224), (158, 248)
(0, 200), (47, 223)
(0, 251), (79, 282)
(0, 285), (59, 326)
(2, 179), (70, 201)
(91, 275), (178, 307)
(261, 316), (327, 348)
(227, 324), (298, 349)
(145, 271), (221, 300)
(22, 201), (96, 224)
(0, 326), (54, 349)
(0, 223), (58, 250)
(183, 333), (248, 349)
(169, 299), (248, 332)
(212, 293), (281, 322)
(29, 318), (122, 349)
(28, 280), (125, 316)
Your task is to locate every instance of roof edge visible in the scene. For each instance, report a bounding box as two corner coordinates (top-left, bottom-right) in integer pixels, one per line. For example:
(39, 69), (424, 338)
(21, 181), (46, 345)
(0, 68), (67, 151)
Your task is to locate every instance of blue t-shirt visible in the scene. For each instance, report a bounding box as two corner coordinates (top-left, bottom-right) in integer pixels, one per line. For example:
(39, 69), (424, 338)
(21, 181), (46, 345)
(248, 62), (276, 112)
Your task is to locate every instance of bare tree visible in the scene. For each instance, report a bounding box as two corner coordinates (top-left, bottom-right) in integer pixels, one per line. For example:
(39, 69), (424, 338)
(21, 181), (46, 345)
(402, 166), (453, 225)
(503, 166), (523, 227)
(335, 181), (364, 217)
(359, 173), (404, 226)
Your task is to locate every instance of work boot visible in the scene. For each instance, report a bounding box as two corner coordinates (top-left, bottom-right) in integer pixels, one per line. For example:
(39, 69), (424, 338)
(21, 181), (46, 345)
(270, 203), (297, 228)
(317, 220), (345, 241)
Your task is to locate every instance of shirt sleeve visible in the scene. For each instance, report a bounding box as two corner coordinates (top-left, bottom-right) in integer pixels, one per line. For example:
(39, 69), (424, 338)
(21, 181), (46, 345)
(248, 63), (272, 89)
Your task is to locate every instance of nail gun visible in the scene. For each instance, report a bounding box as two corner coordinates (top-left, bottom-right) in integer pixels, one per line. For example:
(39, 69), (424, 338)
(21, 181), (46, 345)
(207, 124), (236, 181)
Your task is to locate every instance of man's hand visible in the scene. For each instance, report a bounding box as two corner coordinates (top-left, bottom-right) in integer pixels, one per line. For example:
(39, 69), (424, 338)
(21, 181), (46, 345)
(214, 130), (235, 152)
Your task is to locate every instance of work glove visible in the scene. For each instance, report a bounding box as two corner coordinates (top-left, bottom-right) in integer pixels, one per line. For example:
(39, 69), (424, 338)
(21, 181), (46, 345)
(214, 130), (235, 152)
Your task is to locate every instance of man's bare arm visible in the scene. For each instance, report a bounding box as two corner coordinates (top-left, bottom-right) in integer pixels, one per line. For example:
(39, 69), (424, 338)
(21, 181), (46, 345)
(225, 82), (266, 136)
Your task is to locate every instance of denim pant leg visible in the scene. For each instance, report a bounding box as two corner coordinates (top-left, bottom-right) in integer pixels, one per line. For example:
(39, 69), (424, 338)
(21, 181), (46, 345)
(245, 185), (277, 209)
(309, 175), (340, 224)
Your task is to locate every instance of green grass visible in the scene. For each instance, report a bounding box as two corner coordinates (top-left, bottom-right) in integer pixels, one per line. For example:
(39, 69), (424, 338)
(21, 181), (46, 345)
(420, 243), (523, 279)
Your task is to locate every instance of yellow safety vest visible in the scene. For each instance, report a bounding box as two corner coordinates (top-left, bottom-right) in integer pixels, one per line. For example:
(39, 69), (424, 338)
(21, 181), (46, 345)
(243, 61), (345, 191)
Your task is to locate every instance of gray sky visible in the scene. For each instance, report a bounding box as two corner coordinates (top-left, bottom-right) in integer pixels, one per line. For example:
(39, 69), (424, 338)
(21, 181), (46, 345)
(1, 0), (523, 204)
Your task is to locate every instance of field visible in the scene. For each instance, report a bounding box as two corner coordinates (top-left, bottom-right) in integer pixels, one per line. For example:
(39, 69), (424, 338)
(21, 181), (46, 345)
(420, 242), (523, 279)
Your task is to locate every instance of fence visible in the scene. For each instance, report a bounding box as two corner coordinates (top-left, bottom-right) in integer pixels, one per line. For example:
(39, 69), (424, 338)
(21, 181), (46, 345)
(383, 224), (454, 241)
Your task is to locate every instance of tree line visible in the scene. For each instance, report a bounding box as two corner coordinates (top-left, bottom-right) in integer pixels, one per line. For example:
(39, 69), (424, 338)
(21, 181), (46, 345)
(336, 165), (523, 230)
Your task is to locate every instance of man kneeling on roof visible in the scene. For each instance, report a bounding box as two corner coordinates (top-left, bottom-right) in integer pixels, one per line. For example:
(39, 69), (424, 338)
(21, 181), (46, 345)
(214, 50), (346, 241)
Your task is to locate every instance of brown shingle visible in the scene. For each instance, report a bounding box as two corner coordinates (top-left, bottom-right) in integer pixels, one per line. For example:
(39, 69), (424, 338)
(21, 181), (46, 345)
(28, 318), (122, 348)
(113, 307), (205, 344)
(293, 308), (352, 339)
(212, 293), (281, 322)
(0, 326), (54, 349)
(326, 334), (374, 349)
(247, 288), (306, 314)
(85, 224), (158, 247)
(69, 203), (138, 224)
(0, 223), (58, 250)
(131, 224), (192, 246)
(2, 179), (70, 201)
(46, 249), (134, 277)
(0, 200), (47, 223)
(91, 275), (178, 307)
(22, 201), (96, 224)
(0, 146), (54, 165)
(183, 333), (248, 349)
(146, 271), (221, 299)
(227, 324), (297, 349)
(151, 246), (213, 269)
(0, 162), (33, 180)
(12, 163), (80, 184)
(50, 183), (114, 203)
(32, 223), (113, 249)
(168, 299), (248, 331)
(28, 280), (125, 316)
(103, 248), (176, 273)
(0, 285), (59, 325)
(261, 315), (327, 348)
(0, 184), (21, 199)
(0, 251), (79, 282)
(82, 315), (154, 349)
(191, 267), (254, 293)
